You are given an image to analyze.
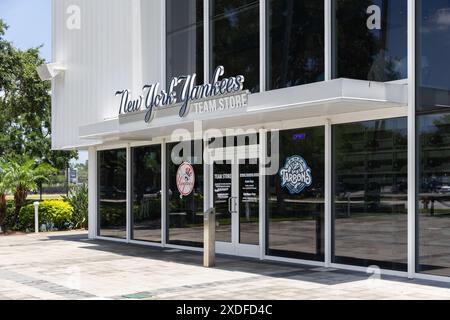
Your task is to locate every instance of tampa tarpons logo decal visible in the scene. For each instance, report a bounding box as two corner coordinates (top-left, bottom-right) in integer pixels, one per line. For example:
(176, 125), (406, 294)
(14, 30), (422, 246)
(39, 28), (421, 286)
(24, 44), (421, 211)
(279, 156), (313, 194)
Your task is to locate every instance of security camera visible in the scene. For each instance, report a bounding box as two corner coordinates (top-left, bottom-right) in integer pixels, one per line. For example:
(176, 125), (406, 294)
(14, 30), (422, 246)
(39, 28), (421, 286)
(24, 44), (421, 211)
(36, 63), (66, 81)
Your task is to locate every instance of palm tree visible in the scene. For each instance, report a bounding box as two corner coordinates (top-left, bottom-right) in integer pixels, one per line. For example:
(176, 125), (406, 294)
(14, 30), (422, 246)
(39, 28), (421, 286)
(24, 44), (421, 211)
(4, 160), (53, 226)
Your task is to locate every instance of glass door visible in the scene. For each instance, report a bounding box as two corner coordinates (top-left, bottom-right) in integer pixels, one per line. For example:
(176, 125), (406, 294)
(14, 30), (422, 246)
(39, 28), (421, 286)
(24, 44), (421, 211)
(213, 160), (233, 246)
(238, 160), (260, 246)
(211, 146), (260, 258)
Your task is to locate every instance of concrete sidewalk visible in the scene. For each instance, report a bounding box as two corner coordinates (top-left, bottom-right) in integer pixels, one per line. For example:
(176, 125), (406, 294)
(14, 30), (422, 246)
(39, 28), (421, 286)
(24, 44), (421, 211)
(0, 231), (449, 300)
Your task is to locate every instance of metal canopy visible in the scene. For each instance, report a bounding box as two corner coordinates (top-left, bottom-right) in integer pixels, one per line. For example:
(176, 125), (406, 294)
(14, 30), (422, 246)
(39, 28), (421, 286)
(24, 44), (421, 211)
(78, 78), (408, 144)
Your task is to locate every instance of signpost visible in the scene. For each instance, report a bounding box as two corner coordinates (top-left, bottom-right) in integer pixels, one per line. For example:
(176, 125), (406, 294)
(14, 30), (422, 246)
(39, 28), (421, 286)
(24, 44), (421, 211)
(69, 169), (78, 184)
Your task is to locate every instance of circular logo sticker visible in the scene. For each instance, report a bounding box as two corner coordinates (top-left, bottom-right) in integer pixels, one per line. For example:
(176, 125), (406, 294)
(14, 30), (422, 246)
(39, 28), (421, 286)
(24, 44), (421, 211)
(279, 156), (312, 194)
(176, 162), (195, 197)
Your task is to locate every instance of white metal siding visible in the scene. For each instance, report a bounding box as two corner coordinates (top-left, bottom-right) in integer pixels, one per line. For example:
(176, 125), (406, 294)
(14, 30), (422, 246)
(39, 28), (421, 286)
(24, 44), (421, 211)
(51, 0), (163, 150)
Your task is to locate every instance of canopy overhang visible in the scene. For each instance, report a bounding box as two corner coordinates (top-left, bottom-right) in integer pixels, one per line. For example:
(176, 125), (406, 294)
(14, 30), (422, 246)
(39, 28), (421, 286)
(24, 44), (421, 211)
(77, 78), (408, 147)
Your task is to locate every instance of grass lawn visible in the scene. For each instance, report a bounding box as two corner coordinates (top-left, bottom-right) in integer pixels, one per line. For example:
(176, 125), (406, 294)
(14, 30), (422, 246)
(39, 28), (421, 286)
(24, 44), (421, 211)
(5, 194), (65, 201)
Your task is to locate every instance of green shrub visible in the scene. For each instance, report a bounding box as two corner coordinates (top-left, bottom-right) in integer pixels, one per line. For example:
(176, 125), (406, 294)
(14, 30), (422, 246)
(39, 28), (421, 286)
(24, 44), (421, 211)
(19, 200), (73, 231)
(63, 184), (88, 229)
(3, 200), (30, 231)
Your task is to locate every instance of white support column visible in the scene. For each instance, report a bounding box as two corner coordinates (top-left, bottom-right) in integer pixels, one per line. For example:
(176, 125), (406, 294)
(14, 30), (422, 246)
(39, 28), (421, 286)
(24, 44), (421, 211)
(203, 138), (212, 255)
(126, 145), (132, 243)
(204, 0), (210, 82)
(259, 129), (267, 260)
(259, 0), (266, 92)
(161, 139), (167, 247)
(324, 0), (332, 81)
(88, 147), (97, 240)
(324, 119), (332, 267)
(203, 139), (211, 212)
(407, 0), (416, 279)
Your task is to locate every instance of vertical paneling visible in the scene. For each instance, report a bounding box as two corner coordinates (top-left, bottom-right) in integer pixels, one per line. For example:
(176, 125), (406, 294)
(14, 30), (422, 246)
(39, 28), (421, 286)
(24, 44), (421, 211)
(52, 0), (163, 149)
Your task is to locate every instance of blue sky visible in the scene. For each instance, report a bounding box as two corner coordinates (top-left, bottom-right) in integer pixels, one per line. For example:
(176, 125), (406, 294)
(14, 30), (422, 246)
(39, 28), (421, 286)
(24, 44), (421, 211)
(0, 0), (51, 61)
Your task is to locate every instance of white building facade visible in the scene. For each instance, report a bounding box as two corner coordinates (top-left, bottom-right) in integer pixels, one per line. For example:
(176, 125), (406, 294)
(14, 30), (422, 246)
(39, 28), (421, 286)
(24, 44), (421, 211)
(51, 0), (450, 282)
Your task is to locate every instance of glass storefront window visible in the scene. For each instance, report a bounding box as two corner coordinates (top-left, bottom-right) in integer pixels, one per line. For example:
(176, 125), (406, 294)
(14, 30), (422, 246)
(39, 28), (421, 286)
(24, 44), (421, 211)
(266, 127), (325, 261)
(210, 0), (260, 93)
(131, 145), (162, 243)
(333, 118), (407, 271)
(332, 0), (407, 82)
(167, 0), (204, 86)
(416, 0), (450, 114)
(416, 1), (450, 278)
(166, 141), (204, 247)
(267, 0), (324, 90)
(417, 113), (450, 277)
(98, 149), (127, 239)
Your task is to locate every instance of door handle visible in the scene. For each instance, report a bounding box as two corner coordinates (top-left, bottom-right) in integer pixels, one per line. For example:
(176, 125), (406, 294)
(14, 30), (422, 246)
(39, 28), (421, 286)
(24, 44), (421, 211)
(228, 197), (238, 214)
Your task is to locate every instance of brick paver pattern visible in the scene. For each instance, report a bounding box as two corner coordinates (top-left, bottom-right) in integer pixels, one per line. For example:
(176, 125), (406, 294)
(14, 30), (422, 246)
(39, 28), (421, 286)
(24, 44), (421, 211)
(0, 231), (450, 300)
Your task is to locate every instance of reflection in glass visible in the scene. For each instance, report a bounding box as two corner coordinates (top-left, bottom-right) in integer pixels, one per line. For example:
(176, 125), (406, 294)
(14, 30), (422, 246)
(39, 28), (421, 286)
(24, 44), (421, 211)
(98, 149), (127, 239)
(416, 0), (450, 113)
(239, 159), (259, 245)
(208, 133), (259, 150)
(210, 0), (260, 93)
(266, 127), (325, 261)
(167, 141), (204, 247)
(418, 113), (450, 277)
(213, 161), (232, 243)
(416, 1), (450, 277)
(333, 0), (407, 81)
(333, 118), (407, 271)
(131, 145), (162, 243)
(167, 0), (203, 88)
(267, 0), (324, 90)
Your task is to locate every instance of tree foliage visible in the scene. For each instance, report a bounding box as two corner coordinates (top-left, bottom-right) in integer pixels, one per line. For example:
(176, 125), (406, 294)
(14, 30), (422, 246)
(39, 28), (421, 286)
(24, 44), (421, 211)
(0, 162), (9, 230)
(0, 19), (77, 170)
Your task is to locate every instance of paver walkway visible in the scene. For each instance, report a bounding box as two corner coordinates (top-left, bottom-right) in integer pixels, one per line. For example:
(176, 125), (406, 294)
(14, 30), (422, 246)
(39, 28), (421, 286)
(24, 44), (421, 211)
(0, 231), (449, 300)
